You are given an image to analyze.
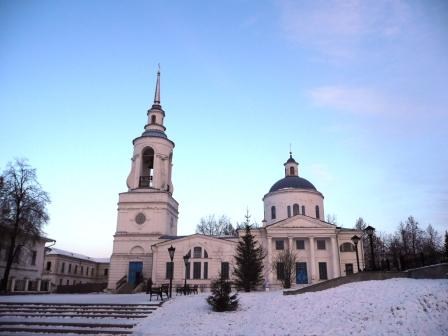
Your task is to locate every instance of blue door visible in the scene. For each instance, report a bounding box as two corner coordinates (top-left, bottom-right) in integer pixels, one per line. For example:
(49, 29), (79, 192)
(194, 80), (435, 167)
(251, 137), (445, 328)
(128, 262), (143, 286)
(296, 262), (308, 284)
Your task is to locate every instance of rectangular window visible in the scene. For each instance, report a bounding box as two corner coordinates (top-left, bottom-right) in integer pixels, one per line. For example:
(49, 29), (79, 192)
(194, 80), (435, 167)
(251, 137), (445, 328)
(59, 279), (62, 285)
(166, 262), (174, 279)
(193, 262), (201, 279)
(31, 251), (37, 265)
(317, 239), (326, 250)
(221, 262), (229, 280)
(86, 267), (89, 277)
(319, 262), (328, 280)
(277, 262), (285, 280)
(204, 262), (208, 279)
(81, 266), (84, 275)
(104, 268), (108, 276)
(296, 240), (305, 250)
(275, 240), (284, 250)
(287, 206), (291, 218)
(66, 279), (69, 285)
(46, 261), (52, 271)
(186, 262), (191, 279)
(74, 265), (78, 274)
(68, 264), (72, 273)
(61, 262), (65, 273)
(193, 247), (202, 258)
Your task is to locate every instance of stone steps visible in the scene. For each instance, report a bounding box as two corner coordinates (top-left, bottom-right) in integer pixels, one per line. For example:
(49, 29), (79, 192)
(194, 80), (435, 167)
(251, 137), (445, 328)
(0, 301), (162, 335)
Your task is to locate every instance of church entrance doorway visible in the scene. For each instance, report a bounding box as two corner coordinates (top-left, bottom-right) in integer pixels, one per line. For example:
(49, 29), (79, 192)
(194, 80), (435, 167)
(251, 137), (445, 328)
(128, 262), (143, 286)
(296, 262), (308, 284)
(345, 263), (354, 275)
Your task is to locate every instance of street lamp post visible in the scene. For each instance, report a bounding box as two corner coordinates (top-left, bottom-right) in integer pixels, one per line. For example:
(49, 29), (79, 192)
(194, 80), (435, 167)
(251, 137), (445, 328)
(351, 235), (361, 273)
(167, 245), (175, 298)
(364, 226), (376, 271)
(183, 253), (190, 295)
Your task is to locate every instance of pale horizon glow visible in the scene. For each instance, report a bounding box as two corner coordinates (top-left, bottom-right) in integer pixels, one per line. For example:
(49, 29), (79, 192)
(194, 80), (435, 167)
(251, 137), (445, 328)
(1, 1), (447, 258)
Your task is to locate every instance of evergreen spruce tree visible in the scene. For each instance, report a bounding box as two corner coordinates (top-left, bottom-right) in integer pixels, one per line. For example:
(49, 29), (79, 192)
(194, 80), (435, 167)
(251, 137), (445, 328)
(233, 212), (265, 292)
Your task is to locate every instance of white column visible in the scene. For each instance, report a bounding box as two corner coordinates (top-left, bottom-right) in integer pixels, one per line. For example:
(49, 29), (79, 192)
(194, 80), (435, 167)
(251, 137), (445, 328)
(288, 237), (293, 251)
(24, 279), (29, 292)
(331, 237), (340, 278)
(37, 279), (42, 292)
(267, 237), (272, 287)
(309, 237), (315, 283)
(151, 248), (157, 282)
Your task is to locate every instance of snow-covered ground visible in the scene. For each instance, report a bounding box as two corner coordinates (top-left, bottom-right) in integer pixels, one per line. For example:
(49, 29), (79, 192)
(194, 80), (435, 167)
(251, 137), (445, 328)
(134, 278), (448, 336)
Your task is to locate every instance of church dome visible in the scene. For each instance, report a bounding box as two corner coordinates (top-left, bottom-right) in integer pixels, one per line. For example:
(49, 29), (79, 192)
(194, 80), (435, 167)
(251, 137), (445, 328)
(269, 175), (317, 193)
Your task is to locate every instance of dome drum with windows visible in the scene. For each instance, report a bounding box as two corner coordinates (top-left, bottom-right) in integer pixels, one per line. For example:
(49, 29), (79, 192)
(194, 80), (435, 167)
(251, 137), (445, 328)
(263, 153), (324, 226)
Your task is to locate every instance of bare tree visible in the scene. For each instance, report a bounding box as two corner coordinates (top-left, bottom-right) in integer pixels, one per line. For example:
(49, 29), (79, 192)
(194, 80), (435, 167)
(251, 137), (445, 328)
(326, 213), (338, 225)
(272, 249), (297, 289)
(444, 231), (448, 261)
(196, 214), (236, 236)
(422, 224), (442, 264)
(0, 159), (50, 292)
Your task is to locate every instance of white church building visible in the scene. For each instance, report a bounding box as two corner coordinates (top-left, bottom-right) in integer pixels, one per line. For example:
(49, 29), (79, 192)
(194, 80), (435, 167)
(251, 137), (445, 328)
(107, 72), (364, 291)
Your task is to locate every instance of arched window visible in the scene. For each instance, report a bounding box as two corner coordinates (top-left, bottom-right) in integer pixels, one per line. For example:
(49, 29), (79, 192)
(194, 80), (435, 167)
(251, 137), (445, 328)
(271, 206), (276, 220)
(151, 115), (156, 124)
(140, 147), (154, 187)
(290, 166), (295, 175)
(190, 247), (208, 259)
(293, 204), (300, 216)
(340, 242), (355, 252)
(287, 205), (291, 218)
(302, 205), (306, 216)
(315, 205), (320, 219)
(193, 247), (202, 258)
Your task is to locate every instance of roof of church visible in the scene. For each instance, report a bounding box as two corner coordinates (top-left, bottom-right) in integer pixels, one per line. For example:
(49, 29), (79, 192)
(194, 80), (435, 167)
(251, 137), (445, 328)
(141, 129), (168, 139)
(285, 153), (298, 165)
(269, 175), (317, 193)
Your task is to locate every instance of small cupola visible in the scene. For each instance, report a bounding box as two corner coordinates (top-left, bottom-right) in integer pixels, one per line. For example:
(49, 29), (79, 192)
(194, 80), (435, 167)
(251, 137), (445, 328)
(284, 152), (299, 177)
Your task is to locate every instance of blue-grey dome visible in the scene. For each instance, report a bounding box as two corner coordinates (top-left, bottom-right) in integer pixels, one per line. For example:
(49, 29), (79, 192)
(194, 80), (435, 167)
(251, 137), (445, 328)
(269, 176), (316, 193)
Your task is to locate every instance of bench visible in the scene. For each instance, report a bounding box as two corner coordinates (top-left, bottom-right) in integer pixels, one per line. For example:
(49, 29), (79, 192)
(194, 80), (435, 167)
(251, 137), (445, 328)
(148, 286), (163, 301)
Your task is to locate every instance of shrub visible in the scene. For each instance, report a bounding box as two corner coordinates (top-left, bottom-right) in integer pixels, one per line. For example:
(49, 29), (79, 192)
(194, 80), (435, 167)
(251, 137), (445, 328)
(206, 276), (238, 312)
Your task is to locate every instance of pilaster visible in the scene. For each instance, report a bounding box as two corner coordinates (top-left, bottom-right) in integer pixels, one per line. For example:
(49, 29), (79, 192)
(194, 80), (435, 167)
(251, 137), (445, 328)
(309, 237), (316, 282)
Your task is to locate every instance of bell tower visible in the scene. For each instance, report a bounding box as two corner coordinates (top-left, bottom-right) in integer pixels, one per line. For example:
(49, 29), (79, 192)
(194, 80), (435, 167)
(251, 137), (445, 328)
(108, 69), (179, 291)
(125, 69), (174, 194)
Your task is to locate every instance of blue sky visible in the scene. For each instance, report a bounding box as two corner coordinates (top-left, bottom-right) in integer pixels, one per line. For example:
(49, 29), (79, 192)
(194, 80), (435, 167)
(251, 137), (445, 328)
(1, 0), (447, 257)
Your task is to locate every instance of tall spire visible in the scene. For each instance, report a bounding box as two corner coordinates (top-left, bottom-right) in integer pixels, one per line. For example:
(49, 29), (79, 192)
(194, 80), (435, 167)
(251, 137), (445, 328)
(153, 64), (161, 105)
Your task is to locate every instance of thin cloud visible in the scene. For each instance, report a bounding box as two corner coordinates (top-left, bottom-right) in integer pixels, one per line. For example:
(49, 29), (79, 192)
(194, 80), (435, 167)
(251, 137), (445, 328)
(308, 86), (389, 115)
(278, 0), (410, 60)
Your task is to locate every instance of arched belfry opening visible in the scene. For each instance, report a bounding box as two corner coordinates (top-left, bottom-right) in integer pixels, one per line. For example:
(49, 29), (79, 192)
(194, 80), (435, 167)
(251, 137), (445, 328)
(140, 147), (154, 188)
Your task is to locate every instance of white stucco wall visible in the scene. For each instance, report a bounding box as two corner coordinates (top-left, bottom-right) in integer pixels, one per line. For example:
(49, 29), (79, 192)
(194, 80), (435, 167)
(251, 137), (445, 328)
(263, 189), (325, 226)
(151, 235), (238, 288)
